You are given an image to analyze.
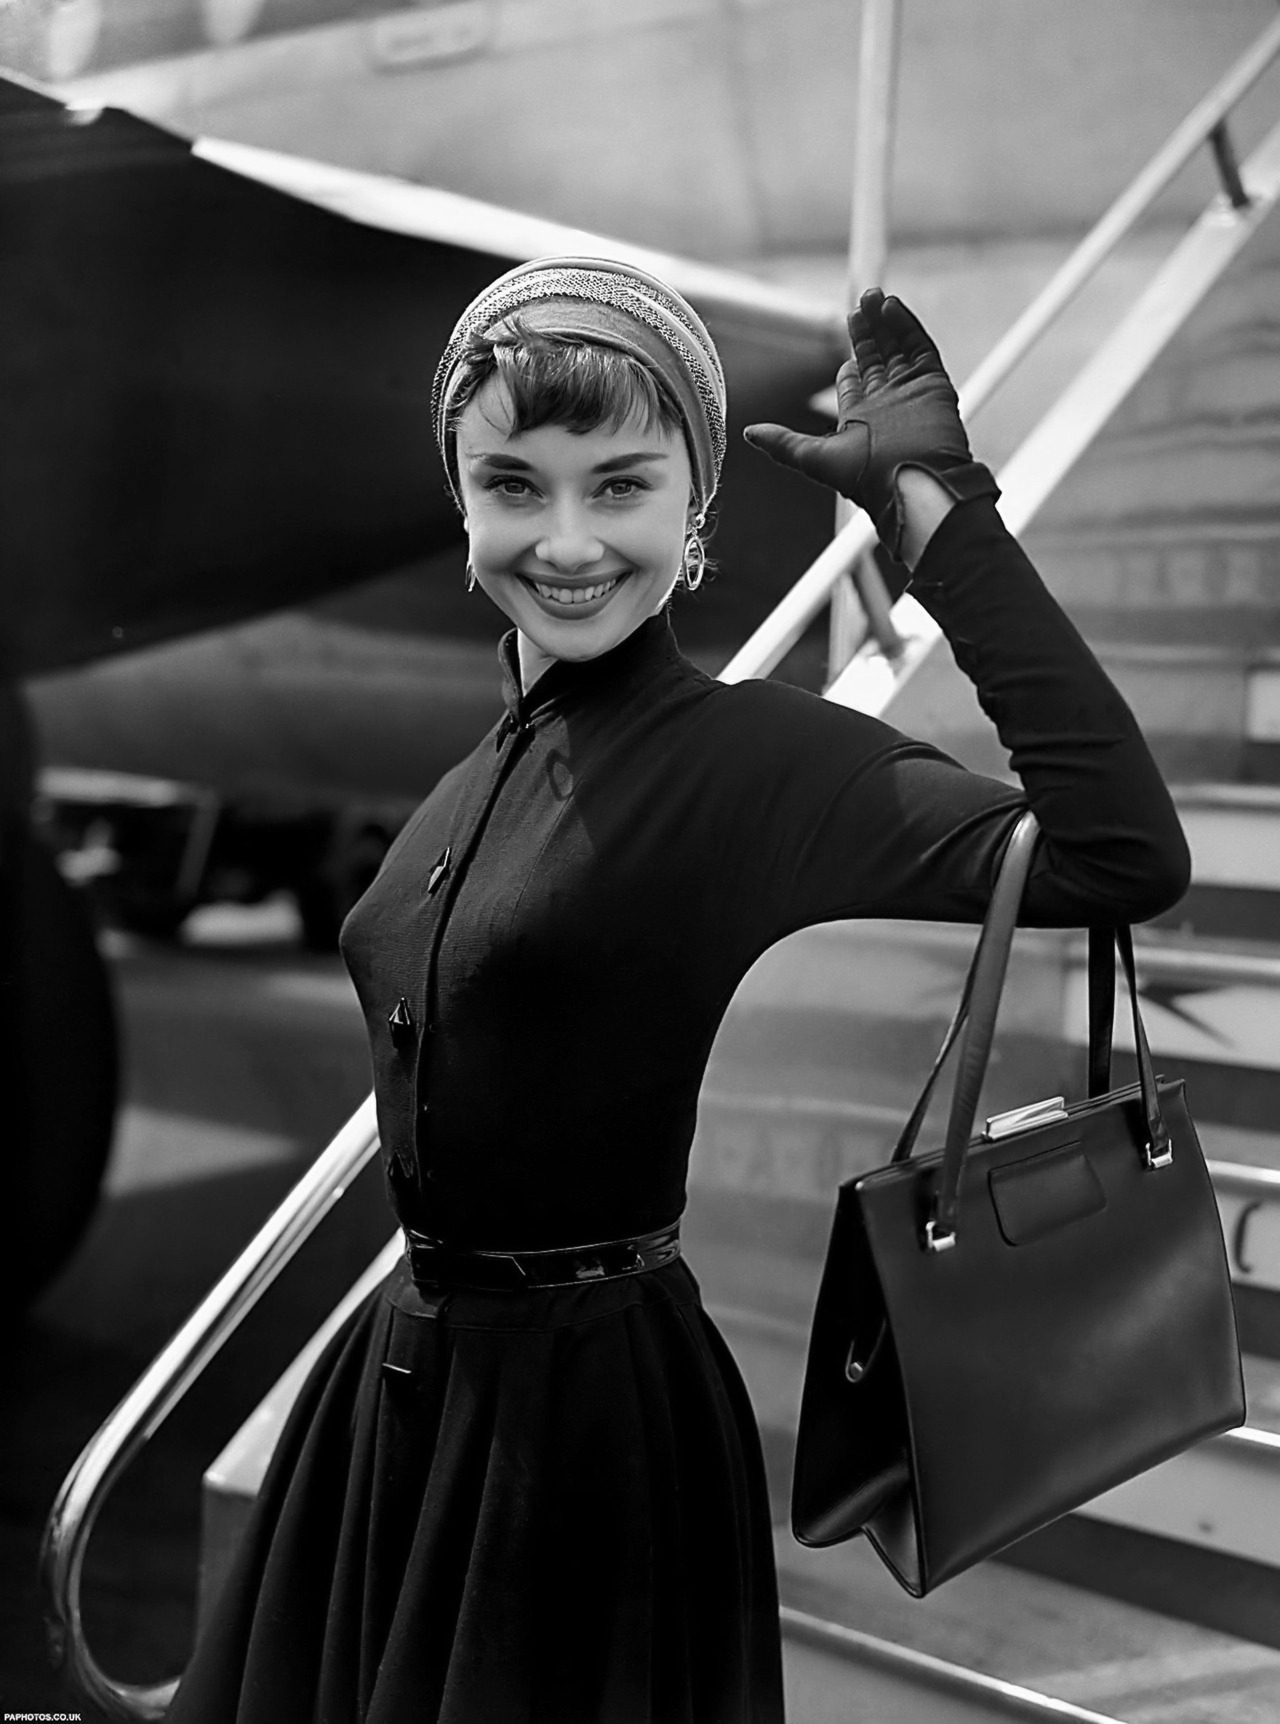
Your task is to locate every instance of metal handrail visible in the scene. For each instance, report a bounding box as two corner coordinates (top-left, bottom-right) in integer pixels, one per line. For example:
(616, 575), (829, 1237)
(821, 106), (1280, 713)
(822, 104), (1280, 712)
(834, 0), (906, 663)
(719, 8), (1280, 688)
(38, 1095), (381, 1721)
(1209, 1159), (1280, 1199)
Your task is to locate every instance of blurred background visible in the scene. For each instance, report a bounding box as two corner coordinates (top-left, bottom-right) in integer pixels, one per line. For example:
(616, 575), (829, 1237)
(4, 2), (1280, 1718)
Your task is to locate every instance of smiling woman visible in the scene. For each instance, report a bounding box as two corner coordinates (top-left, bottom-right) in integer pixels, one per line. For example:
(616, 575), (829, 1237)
(163, 258), (1191, 1724)
(456, 397), (693, 682)
(435, 261), (724, 688)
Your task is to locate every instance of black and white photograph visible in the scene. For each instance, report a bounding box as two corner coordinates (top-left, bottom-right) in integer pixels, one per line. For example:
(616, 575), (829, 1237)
(3, 2), (1280, 1719)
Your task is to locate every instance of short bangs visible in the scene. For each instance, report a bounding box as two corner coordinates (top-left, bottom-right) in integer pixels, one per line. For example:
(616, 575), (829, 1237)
(445, 317), (684, 443)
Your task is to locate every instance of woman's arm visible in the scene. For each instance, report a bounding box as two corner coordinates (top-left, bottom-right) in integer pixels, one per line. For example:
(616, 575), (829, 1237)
(895, 466), (956, 570)
(739, 290), (1190, 933)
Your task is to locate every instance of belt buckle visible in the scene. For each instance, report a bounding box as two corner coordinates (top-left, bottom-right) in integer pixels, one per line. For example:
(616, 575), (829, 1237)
(489, 1252), (529, 1289)
(571, 1244), (644, 1282)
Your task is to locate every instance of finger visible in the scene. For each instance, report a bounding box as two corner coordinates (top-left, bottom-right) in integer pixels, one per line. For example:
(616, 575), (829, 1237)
(743, 423), (828, 472)
(846, 286), (882, 338)
(849, 316), (885, 390)
(834, 360), (866, 422)
(866, 289), (916, 380)
(857, 286), (887, 323)
(881, 295), (943, 369)
(848, 290), (888, 389)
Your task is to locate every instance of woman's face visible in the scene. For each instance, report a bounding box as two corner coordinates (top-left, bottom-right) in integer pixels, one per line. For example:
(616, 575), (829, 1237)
(455, 378), (694, 667)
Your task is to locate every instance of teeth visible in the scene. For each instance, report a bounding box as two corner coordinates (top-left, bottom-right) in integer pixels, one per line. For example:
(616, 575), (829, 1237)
(531, 575), (623, 606)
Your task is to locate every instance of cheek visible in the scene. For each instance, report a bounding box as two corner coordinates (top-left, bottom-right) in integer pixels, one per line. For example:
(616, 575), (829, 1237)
(465, 504), (524, 567)
(628, 505), (688, 571)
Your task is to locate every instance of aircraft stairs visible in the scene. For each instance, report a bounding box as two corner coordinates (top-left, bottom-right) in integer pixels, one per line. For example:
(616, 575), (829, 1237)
(38, 12), (1280, 1721)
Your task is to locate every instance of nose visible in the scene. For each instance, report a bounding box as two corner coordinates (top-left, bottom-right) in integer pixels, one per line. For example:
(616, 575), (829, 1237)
(535, 502), (605, 574)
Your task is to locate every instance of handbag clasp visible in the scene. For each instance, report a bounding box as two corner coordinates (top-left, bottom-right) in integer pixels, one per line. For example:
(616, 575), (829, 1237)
(983, 1096), (1068, 1140)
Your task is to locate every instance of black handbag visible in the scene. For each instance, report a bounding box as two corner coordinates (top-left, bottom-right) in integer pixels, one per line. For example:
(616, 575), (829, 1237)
(790, 809), (1245, 1596)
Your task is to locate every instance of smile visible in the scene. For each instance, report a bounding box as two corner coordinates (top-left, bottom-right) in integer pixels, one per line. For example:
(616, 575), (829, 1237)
(521, 573), (627, 609)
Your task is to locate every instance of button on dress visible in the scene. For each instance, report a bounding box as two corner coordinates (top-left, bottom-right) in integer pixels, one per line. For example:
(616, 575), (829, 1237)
(166, 500), (1189, 1724)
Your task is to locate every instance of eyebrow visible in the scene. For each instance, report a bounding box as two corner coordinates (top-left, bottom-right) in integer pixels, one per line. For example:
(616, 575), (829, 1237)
(466, 451), (670, 473)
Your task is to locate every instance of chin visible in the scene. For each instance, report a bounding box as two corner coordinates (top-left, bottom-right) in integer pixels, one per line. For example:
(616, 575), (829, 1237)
(498, 573), (672, 661)
(530, 617), (632, 659)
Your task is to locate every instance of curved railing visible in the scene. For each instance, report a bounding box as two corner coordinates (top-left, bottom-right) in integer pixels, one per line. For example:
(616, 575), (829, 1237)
(38, 1095), (380, 1720)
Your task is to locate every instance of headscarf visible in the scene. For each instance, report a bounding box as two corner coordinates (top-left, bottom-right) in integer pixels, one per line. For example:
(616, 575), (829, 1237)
(431, 256), (727, 514)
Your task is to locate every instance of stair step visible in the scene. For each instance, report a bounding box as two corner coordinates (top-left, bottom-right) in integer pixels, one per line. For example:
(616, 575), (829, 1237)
(881, 637), (1253, 789)
(894, 649), (1280, 791)
(1247, 663), (1280, 778)
(1147, 784), (1280, 936)
(701, 914), (1280, 1216)
(1117, 921), (1280, 1106)
(1177, 786), (1280, 884)
(1068, 934), (1280, 1081)
(688, 1153), (1280, 1304)
(777, 1536), (1280, 1724)
(1026, 526), (1280, 656)
(719, 1275), (1280, 1656)
(1155, 885), (1280, 943)
(779, 1619), (1127, 1724)
(712, 1282), (1280, 1575)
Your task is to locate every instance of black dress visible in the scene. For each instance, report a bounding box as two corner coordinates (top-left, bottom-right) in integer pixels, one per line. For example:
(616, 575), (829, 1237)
(165, 499), (1189, 1724)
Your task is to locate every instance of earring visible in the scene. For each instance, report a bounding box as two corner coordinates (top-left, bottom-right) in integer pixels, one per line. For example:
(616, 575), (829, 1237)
(465, 562), (478, 593)
(682, 518), (707, 592)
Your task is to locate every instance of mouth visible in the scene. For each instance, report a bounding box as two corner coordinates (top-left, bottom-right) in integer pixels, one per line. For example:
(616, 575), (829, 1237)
(518, 571), (629, 612)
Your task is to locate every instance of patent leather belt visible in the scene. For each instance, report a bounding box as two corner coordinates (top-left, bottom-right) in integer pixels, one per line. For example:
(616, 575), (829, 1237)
(405, 1221), (682, 1292)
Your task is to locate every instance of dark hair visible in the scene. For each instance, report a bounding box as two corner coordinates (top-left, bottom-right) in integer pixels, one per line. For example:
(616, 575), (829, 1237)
(445, 315), (686, 441)
(442, 316), (686, 451)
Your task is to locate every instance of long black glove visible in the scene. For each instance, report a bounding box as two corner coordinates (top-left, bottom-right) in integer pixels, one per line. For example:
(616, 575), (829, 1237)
(743, 288), (999, 562)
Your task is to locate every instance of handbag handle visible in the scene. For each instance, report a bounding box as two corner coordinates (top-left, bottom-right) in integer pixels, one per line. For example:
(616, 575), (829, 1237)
(889, 811), (1039, 1173)
(889, 810), (1172, 1251)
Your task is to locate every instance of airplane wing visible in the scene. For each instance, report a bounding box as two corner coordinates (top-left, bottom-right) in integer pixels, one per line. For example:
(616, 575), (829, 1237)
(1, 71), (844, 678)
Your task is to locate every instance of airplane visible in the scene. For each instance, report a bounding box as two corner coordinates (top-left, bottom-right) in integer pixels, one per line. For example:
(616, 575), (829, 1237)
(0, 68), (846, 1305)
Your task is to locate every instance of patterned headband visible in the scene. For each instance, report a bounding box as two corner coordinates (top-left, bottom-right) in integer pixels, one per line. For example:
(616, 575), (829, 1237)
(432, 256), (728, 511)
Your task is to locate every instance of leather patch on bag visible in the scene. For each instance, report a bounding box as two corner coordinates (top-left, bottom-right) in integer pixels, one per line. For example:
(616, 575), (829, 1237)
(988, 1139), (1105, 1246)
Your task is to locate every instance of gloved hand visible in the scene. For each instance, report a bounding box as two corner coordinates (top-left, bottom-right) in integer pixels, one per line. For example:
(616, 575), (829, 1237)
(743, 288), (999, 562)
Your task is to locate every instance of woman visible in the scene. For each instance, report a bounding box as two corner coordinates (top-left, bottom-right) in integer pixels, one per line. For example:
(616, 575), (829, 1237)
(166, 258), (1189, 1724)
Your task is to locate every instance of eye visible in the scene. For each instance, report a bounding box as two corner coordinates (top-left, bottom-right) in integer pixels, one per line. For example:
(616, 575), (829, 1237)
(598, 477), (650, 499)
(483, 475), (537, 499)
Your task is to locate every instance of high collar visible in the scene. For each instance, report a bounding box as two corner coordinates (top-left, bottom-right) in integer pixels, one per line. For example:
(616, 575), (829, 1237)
(497, 612), (681, 723)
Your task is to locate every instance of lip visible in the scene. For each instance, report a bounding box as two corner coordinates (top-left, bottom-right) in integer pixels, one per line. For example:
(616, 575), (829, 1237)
(517, 570), (630, 619)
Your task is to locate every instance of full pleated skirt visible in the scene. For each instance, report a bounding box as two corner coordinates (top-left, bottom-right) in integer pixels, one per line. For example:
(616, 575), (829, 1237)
(166, 1252), (786, 1724)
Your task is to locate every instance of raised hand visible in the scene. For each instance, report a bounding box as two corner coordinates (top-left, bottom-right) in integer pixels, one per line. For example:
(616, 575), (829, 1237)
(743, 288), (998, 562)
